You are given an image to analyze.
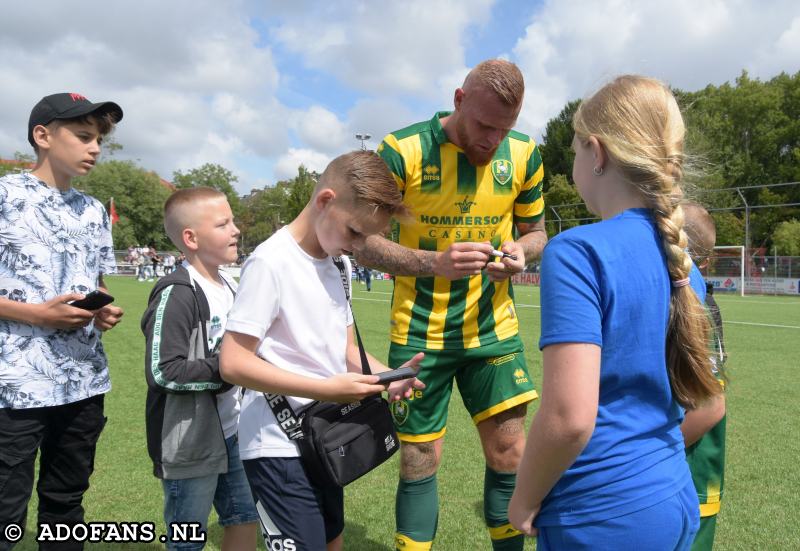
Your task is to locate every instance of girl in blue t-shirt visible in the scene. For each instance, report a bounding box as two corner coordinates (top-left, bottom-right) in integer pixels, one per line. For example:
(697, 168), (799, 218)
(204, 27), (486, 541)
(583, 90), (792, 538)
(508, 75), (723, 550)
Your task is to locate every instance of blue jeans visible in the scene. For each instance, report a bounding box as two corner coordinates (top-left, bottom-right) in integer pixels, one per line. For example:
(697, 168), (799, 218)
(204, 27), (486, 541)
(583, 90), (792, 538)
(162, 435), (258, 551)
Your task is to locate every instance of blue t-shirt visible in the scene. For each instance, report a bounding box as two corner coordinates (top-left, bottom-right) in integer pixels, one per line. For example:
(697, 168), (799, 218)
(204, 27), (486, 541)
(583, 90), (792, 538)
(536, 208), (694, 526)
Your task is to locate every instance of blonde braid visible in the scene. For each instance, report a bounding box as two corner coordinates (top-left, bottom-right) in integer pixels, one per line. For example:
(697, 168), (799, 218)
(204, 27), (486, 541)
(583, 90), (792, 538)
(644, 175), (720, 407)
(574, 75), (723, 408)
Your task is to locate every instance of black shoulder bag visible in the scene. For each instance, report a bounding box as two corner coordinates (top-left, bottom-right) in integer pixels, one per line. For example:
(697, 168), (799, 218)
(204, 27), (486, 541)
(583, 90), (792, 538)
(263, 256), (399, 487)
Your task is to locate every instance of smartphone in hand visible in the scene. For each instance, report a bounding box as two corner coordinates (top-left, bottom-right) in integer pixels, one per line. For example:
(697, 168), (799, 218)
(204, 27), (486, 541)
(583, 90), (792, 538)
(69, 290), (114, 311)
(375, 366), (418, 385)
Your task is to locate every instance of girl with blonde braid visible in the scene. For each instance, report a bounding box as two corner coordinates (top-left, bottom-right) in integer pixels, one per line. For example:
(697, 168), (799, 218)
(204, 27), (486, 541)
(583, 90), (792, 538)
(508, 75), (722, 550)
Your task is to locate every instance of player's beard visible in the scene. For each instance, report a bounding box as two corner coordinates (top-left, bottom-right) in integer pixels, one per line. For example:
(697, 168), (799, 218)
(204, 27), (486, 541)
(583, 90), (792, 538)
(455, 119), (498, 166)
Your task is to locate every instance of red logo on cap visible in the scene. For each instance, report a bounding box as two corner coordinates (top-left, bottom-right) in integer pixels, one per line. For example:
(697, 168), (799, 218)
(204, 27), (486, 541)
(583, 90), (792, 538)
(69, 93), (87, 102)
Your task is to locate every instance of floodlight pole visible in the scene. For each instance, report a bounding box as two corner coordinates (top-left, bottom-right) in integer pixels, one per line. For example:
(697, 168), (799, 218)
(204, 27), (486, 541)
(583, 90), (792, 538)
(355, 132), (372, 151)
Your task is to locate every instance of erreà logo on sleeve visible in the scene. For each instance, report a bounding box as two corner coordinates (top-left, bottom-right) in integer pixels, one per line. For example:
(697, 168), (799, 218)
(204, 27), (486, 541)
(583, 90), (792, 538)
(422, 164), (440, 182)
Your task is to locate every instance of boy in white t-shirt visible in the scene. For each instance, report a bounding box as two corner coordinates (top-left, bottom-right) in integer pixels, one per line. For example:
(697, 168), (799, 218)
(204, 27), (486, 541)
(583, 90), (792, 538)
(141, 187), (257, 551)
(220, 151), (425, 551)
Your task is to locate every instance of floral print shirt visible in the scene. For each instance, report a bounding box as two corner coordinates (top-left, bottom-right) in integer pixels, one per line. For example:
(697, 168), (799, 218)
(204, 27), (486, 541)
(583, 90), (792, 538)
(0, 173), (116, 409)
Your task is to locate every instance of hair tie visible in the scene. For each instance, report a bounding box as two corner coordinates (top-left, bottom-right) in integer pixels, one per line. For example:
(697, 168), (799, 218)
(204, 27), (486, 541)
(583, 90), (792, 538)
(671, 278), (690, 288)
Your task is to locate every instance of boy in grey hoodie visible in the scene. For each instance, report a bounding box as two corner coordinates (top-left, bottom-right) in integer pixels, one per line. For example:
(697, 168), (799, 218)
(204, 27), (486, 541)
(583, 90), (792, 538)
(142, 187), (257, 551)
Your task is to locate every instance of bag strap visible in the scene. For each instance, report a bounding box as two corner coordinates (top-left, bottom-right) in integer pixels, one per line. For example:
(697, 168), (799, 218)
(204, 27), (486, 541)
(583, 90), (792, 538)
(331, 256), (372, 376)
(264, 255), (371, 440)
(263, 391), (305, 440)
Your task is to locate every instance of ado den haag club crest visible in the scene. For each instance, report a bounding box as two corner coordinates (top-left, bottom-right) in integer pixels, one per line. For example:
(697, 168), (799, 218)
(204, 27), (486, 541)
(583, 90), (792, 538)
(391, 400), (409, 426)
(491, 159), (513, 185)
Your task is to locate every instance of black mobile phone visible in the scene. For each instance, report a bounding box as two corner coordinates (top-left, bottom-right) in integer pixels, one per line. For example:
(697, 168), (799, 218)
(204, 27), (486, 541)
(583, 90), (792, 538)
(69, 290), (115, 310)
(375, 366), (418, 385)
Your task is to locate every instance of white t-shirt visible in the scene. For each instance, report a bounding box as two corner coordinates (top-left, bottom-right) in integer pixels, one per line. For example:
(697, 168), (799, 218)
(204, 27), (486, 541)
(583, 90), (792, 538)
(184, 262), (241, 439)
(226, 227), (353, 459)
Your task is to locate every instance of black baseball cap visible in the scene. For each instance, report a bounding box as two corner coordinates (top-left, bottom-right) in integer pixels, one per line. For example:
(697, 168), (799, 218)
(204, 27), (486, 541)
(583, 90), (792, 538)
(28, 93), (123, 147)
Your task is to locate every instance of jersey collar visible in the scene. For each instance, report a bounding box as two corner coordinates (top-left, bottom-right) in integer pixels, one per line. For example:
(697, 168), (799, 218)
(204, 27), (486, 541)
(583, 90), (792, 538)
(430, 111), (451, 145)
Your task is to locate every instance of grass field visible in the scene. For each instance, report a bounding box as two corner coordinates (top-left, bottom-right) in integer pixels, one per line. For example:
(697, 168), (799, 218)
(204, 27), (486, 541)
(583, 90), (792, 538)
(14, 276), (800, 550)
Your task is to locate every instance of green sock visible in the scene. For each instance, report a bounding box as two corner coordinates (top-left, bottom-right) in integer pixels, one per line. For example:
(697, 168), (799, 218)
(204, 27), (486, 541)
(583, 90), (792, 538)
(484, 466), (524, 551)
(395, 475), (438, 550)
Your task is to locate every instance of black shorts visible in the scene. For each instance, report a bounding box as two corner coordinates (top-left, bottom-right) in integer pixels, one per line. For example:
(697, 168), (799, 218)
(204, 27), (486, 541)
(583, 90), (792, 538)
(243, 457), (344, 549)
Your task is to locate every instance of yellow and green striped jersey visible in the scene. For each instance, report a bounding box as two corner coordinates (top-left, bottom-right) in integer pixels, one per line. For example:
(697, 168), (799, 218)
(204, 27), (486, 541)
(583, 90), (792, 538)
(378, 111), (545, 350)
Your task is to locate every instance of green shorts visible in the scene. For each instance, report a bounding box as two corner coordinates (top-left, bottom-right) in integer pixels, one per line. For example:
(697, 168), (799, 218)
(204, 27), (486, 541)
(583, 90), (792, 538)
(387, 335), (537, 443)
(690, 513), (718, 551)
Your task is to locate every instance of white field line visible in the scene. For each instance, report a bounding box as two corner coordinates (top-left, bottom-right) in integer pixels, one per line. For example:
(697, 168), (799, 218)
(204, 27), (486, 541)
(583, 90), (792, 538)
(724, 320), (800, 330)
(352, 294), (541, 309)
(714, 298), (800, 306)
(352, 294), (796, 327)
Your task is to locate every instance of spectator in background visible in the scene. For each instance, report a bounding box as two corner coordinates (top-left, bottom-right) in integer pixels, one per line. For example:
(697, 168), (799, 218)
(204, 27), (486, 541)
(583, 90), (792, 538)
(148, 244), (162, 280)
(161, 252), (176, 275)
(136, 248), (148, 282)
(363, 265), (372, 292)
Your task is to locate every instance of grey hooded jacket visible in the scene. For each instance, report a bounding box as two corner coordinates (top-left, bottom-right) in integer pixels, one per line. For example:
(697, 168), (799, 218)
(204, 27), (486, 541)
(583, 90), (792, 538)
(141, 266), (232, 479)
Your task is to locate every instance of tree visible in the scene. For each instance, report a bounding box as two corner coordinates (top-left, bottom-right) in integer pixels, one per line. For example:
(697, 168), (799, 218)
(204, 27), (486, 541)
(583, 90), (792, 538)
(239, 185), (288, 253)
(538, 99), (580, 190)
(74, 160), (173, 249)
(542, 173), (592, 235)
(676, 71), (800, 247)
(710, 211), (744, 247)
(173, 163), (243, 219)
(772, 219), (800, 256)
(102, 137), (123, 157)
(237, 165), (319, 252)
(283, 165), (318, 222)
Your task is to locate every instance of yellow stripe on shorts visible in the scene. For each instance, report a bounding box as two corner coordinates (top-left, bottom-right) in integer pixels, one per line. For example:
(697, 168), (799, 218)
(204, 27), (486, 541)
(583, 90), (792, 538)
(397, 427), (447, 443)
(472, 390), (539, 424)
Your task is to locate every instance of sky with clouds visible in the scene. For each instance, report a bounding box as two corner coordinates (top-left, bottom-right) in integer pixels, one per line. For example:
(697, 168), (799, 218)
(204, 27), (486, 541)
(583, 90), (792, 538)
(1, 0), (798, 194)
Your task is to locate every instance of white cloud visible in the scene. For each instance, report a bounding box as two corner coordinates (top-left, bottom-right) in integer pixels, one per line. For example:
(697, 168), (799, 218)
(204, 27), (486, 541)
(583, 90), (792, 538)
(271, 0), (494, 98)
(0, 0), (284, 185)
(274, 148), (332, 180)
(1, 0), (798, 195)
(346, 98), (422, 148)
(293, 106), (350, 155)
(512, 0), (800, 141)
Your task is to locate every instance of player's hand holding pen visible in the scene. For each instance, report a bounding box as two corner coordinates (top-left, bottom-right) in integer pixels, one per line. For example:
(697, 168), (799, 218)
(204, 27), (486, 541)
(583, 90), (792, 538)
(433, 242), (494, 280)
(485, 241), (525, 282)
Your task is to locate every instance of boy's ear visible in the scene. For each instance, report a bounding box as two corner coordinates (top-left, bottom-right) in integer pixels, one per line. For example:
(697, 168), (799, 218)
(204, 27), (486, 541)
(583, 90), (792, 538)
(314, 188), (336, 211)
(31, 124), (52, 151)
(182, 228), (199, 252)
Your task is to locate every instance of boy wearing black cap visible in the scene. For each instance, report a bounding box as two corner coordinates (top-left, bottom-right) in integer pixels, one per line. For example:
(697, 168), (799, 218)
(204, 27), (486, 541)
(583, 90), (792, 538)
(0, 93), (124, 550)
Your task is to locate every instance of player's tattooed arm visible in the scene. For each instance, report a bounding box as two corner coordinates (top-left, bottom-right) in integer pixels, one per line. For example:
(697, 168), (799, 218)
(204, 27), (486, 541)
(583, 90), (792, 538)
(515, 216), (548, 264)
(356, 234), (437, 277)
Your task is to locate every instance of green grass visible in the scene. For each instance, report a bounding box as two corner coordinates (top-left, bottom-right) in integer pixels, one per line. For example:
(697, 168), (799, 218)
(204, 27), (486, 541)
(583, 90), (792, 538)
(15, 277), (800, 550)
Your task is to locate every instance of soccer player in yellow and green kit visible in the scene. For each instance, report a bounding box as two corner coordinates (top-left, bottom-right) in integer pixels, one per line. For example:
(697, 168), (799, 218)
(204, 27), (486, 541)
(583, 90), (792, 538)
(354, 59), (547, 551)
(681, 202), (727, 550)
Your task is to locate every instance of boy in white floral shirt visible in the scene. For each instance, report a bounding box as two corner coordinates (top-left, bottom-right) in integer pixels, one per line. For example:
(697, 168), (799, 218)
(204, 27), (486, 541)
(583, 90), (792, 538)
(0, 93), (123, 550)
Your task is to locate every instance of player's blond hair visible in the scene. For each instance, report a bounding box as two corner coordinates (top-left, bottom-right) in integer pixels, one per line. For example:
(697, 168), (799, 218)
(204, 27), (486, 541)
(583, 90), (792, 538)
(573, 75), (721, 408)
(163, 187), (226, 251)
(319, 150), (407, 217)
(464, 59), (524, 106)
